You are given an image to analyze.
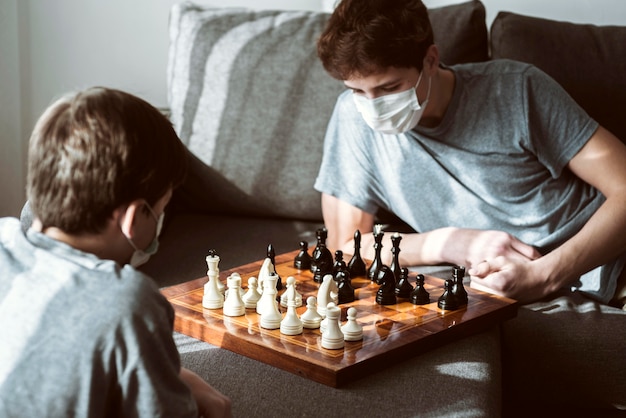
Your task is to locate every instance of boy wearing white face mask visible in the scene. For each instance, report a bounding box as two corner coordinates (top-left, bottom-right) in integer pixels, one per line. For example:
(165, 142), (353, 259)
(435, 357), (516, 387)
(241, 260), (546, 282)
(315, 0), (626, 412)
(0, 87), (231, 417)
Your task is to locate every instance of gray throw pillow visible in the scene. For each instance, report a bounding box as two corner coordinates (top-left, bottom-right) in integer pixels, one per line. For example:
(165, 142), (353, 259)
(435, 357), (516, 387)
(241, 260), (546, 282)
(491, 12), (626, 143)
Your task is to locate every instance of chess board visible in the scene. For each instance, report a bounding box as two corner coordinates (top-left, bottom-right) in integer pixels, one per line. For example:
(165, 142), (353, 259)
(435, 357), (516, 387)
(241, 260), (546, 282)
(162, 250), (518, 387)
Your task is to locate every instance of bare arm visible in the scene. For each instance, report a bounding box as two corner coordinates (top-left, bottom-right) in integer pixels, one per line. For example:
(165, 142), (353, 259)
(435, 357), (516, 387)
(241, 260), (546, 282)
(179, 367), (232, 418)
(321, 193), (539, 267)
(471, 126), (626, 302)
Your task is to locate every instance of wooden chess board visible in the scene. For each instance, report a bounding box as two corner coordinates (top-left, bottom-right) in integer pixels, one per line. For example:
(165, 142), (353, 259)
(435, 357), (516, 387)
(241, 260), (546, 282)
(162, 250), (518, 387)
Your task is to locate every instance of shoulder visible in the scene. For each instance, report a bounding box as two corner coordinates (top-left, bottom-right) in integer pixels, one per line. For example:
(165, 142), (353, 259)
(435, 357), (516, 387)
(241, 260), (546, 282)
(0, 217), (23, 243)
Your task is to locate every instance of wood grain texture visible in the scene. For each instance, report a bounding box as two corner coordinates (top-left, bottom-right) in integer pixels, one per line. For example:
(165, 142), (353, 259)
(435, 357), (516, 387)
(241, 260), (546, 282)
(162, 250), (518, 387)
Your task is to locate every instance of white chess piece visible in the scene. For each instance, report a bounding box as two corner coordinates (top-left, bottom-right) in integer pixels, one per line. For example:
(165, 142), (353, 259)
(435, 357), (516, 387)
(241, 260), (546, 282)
(259, 273), (282, 330)
(280, 276), (302, 308)
(300, 296), (323, 329)
(341, 307), (363, 341)
(223, 274), (246, 317)
(242, 277), (261, 309)
(317, 274), (338, 317)
(202, 252), (224, 309)
(321, 303), (344, 349)
(257, 257), (274, 294)
(280, 291), (303, 335)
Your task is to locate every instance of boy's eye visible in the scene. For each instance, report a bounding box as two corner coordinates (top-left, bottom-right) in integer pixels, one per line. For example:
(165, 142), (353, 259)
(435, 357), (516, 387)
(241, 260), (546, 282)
(381, 85), (399, 93)
(351, 88), (364, 95)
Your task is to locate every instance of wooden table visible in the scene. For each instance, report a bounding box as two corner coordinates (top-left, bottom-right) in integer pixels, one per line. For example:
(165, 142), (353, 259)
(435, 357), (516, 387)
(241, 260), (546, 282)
(162, 250), (518, 387)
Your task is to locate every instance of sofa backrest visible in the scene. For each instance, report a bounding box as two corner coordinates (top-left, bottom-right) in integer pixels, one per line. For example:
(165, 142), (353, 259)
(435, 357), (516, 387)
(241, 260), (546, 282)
(491, 12), (626, 144)
(167, 0), (488, 221)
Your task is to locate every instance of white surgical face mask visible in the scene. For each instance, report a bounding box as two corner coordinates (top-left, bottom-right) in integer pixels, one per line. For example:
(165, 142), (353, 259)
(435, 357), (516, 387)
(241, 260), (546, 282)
(124, 202), (164, 268)
(353, 71), (431, 134)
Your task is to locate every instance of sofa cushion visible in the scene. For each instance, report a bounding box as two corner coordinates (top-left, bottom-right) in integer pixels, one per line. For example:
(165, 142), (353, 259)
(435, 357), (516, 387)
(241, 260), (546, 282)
(491, 12), (626, 143)
(167, 1), (489, 221)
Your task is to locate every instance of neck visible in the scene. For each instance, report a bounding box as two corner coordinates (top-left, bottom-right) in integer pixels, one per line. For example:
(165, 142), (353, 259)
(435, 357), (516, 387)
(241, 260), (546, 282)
(418, 67), (455, 128)
(43, 226), (129, 265)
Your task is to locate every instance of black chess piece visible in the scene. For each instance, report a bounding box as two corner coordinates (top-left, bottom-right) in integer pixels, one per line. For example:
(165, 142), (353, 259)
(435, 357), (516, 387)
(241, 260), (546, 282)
(451, 265), (468, 305)
(347, 230), (367, 277)
(333, 250), (346, 276)
(267, 243), (282, 290)
(293, 241), (311, 270)
(375, 266), (397, 305)
(367, 229), (384, 282)
(410, 274), (430, 305)
(336, 269), (355, 304)
(389, 233), (402, 283)
(395, 267), (413, 298)
(437, 279), (459, 310)
(312, 230), (333, 283)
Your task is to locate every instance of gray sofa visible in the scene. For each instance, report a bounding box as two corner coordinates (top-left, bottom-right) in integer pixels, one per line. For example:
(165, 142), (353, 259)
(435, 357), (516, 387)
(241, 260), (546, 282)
(141, 1), (626, 416)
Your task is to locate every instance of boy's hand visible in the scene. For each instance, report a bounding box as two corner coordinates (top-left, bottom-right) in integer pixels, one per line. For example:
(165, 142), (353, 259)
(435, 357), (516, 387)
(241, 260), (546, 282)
(180, 367), (232, 418)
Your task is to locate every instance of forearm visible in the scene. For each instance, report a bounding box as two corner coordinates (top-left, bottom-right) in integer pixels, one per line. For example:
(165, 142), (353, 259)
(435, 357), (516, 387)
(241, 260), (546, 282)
(535, 194), (626, 291)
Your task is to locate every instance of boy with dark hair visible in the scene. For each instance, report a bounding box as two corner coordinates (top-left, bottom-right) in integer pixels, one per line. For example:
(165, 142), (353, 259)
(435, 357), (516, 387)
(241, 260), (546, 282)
(0, 87), (231, 417)
(315, 0), (625, 411)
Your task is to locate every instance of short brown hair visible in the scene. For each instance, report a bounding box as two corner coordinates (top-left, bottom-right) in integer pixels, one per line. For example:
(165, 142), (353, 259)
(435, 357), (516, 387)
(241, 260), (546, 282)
(27, 87), (188, 234)
(317, 0), (434, 80)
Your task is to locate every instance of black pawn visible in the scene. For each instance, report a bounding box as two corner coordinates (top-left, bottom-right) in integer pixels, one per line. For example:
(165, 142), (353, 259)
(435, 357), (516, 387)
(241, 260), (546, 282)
(293, 241), (311, 270)
(347, 230), (367, 277)
(367, 229), (384, 282)
(410, 274), (430, 305)
(395, 267), (413, 298)
(336, 269), (355, 304)
(267, 244), (282, 290)
(375, 266), (397, 305)
(438, 279), (459, 310)
(451, 265), (468, 305)
(333, 250), (346, 277)
(312, 230), (333, 283)
(390, 233), (402, 283)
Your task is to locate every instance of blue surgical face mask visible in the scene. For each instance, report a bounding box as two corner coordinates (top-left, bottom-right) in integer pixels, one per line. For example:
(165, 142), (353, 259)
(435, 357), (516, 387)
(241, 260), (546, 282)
(123, 202), (164, 267)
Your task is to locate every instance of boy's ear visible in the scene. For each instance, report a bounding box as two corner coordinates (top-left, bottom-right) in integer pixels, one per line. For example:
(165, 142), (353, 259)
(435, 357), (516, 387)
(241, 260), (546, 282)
(116, 200), (143, 239)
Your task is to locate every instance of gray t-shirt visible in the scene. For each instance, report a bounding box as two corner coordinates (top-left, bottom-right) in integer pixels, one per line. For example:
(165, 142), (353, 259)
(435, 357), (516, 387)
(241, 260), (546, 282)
(0, 218), (197, 417)
(315, 59), (623, 303)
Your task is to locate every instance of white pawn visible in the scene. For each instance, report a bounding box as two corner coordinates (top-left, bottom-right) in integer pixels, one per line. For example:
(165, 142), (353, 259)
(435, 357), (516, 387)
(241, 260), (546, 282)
(256, 272), (278, 316)
(242, 277), (261, 309)
(320, 302), (339, 334)
(223, 274), (245, 317)
(321, 303), (344, 350)
(300, 296), (323, 329)
(202, 252), (224, 309)
(280, 291), (303, 335)
(259, 273), (282, 330)
(225, 272), (245, 298)
(317, 274), (338, 317)
(280, 276), (302, 308)
(341, 307), (363, 341)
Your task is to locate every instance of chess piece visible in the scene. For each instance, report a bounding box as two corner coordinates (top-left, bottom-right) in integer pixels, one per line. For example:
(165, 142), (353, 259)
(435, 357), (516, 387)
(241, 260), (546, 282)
(375, 265), (397, 305)
(410, 273), (430, 305)
(395, 267), (414, 298)
(321, 303), (345, 349)
(311, 228), (333, 282)
(451, 265), (468, 306)
(267, 243), (282, 290)
(256, 257), (274, 294)
(280, 291), (303, 335)
(300, 296), (323, 329)
(202, 250), (224, 309)
(280, 276), (302, 308)
(293, 241), (312, 270)
(336, 268), (355, 304)
(317, 274), (338, 317)
(333, 250), (346, 277)
(259, 273), (282, 329)
(242, 277), (261, 309)
(347, 230), (367, 277)
(223, 274), (246, 316)
(256, 272), (279, 315)
(367, 224), (384, 282)
(341, 307), (363, 341)
(438, 279), (459, 310)
(389, 232), (402, 284)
